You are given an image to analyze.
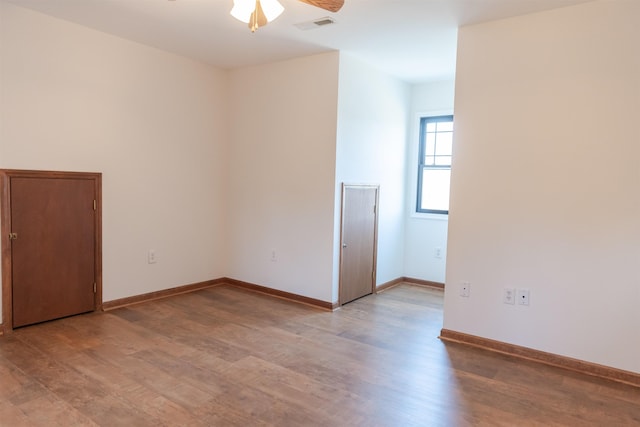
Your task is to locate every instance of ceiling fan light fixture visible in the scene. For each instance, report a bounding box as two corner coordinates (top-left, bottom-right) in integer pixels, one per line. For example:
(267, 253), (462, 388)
(231, 0), (284, 27)
(230, 0), (254, 22)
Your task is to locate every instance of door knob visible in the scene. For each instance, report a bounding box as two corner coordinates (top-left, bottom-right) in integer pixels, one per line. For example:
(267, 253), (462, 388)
(342, 243), (347, 248)
(9, 232), (17, 240)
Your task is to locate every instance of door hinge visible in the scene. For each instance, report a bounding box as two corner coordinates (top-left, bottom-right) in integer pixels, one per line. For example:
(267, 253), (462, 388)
(373, 204), (376, 214)
(93, 200), (97, 211)
(93, 282), (97, 293)
(9, 232), (18, 240)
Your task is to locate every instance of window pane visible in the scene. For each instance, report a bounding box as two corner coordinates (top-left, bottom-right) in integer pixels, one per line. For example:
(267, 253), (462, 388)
(420, 168), (451, 211)
(426, 122), (437, 132)
(434, 156), (451, 166)
(425, 133), (436, 156)
(437, 121), (453, 132)
(435, 132), (452, 156)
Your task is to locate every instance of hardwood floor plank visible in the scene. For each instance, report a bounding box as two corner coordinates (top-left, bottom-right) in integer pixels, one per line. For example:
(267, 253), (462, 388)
(0, 399), (35, 427)
(1, 284), (638, 426)
(227, 355), (368, 425)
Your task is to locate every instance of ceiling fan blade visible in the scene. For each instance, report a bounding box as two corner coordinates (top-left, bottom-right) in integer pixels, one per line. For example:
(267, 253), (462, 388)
(298, 0), (344, 13)
(249, 0), (268, 32)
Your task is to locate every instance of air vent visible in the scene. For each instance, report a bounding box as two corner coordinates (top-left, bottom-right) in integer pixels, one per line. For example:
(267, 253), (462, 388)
(295, 17), (336, 31)
(314, 18), (334, 26)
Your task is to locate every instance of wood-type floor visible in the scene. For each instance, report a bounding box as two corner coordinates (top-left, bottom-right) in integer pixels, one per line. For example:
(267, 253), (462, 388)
(0, 284), (638, 426)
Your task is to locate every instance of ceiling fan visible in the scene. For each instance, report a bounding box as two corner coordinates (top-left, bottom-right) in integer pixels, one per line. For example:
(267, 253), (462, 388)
(231, 0), (344, 32)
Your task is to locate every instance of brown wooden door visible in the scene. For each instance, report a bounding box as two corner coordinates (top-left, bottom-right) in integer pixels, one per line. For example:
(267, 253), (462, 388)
(339, 184), (379, 305)
(10, 176), (96, 327)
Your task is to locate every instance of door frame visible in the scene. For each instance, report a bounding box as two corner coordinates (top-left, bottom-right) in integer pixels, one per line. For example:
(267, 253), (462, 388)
(0, 169), (102, 332)
(338, 183), (379, 306)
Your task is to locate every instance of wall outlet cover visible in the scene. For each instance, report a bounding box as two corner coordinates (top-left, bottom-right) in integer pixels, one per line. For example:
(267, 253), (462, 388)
(517, 289), (530, 306)
(460, 282), (470, 297)
(503, 287), (516, 304)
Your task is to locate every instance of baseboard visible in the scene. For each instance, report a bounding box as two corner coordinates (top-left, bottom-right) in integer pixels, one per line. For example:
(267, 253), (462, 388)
(223, 278), (337, 311)
(102, 278), (225, 311)
(377, 277), (445, 293)
(439, 329), (640, 388)
(102, 277), (337, 313)
(375, 277), (405, 293)
(402, 277), (445, 290)
(97, 276), (439, 316)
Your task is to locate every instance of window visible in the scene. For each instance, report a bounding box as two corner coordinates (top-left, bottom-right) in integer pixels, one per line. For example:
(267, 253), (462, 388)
(417, 115), (453, 214)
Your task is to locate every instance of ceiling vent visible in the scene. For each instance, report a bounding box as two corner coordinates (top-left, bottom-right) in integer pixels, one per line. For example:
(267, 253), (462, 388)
(295, 17), (336, 31)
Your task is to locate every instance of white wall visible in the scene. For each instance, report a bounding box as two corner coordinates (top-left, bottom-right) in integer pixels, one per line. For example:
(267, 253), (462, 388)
(334, 54), (410, 300)
(445, 0), (640, 373)
(0, 3), (229, 317)
(0, 3), (410, 314)
(227, 53), (340, 303)
(403, 80), (455, 283)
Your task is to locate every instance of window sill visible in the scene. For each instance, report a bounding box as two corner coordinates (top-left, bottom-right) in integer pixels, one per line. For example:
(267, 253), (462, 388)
(410, 212), (449, 221)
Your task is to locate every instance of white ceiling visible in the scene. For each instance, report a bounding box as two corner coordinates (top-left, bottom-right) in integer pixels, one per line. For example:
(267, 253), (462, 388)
(5, 0), (591, 83)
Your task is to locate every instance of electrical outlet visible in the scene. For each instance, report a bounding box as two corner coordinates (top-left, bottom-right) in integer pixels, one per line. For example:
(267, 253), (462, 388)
(434, 247), (442, 259)
(460, 282), (470, 297)
(503, 288), (515, 304)
(148, 249), (157, 264)
(517, 289), (530, 306)
(270, 249), (277, 262)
